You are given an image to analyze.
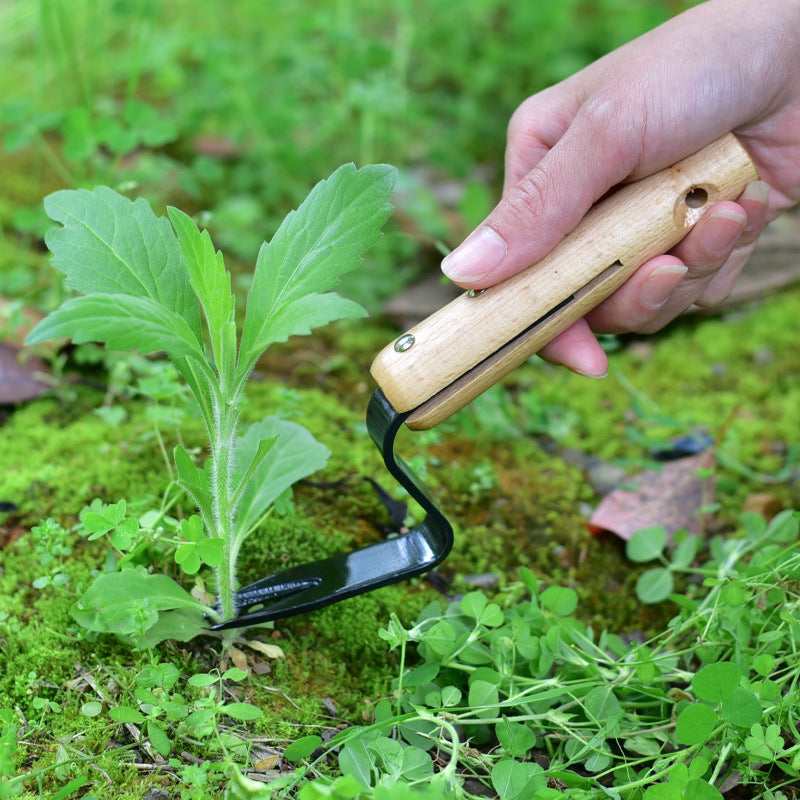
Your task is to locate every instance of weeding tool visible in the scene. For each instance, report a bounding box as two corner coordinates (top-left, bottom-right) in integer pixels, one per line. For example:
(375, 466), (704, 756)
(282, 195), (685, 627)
(210, 133), (758, 630)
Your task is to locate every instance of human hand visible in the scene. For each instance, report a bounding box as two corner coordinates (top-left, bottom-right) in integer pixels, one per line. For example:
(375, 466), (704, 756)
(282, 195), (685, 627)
(441, 0), (800, 377)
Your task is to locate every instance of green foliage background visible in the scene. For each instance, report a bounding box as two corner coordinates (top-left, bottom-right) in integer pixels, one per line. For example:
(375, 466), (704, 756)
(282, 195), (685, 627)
(0, 0), (697, 296)
(7, 2), (800, 799)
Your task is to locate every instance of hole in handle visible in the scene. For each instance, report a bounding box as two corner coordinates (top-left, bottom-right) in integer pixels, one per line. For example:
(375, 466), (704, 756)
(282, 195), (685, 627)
(685, 186), (709, 208)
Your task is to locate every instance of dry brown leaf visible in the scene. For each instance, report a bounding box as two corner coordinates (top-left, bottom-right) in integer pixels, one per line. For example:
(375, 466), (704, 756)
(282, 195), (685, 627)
(253, 754), (280, 771)
(743, 492), (784, 520)
(588, 451), (715, 541)
(229, 645), (249, 674)
(237, 637), (285, 660)
(0, 343), (51, 403)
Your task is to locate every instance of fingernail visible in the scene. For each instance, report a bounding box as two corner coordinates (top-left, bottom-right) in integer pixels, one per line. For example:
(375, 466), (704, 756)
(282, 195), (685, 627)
(442, 227), (507, 282)
(740, 180), (770, 235)
(740, 180), (770, 205)
(639, 264), (688, 309)
(574, 368), (608, 379)
(701, 208), (746, 255)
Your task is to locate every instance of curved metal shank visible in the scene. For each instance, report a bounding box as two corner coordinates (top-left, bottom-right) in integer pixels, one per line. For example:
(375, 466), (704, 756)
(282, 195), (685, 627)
(209, 389), (454, 630)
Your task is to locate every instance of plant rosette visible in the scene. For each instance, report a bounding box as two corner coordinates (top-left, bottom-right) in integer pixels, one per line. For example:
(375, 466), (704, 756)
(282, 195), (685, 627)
(26, 163), (397, 643)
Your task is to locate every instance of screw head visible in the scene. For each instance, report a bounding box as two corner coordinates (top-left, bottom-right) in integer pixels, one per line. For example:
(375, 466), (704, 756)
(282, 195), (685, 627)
(394, 333), (415, 352)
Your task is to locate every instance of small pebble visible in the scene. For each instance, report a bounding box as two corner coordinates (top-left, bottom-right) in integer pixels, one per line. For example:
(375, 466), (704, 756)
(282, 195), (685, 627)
(752, 346), (774, 365)
(586, 461), (629, 496)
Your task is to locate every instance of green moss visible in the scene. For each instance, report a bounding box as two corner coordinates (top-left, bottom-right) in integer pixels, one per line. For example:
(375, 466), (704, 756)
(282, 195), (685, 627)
(3, 262), (799, 797)
(1, 387), (203, 525)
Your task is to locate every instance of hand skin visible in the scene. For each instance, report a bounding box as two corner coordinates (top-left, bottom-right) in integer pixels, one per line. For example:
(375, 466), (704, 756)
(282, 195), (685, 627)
(441, 0), (800, 377)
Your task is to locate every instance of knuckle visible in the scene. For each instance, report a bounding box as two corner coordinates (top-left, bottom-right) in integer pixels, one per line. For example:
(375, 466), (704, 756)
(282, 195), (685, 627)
(577, 93), (648, 167)
(579, 94), (620, 131)
(508, 166), (550, 220)
(507, 103), (530, 143)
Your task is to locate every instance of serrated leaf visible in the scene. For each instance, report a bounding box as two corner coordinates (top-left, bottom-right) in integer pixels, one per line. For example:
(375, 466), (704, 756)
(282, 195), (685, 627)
(41, 186), (200, 335)
(174, 446), (213, 519)
(167, 206), (235, 364)
(26, 294), (205, 363)
(231, 418), (329, 548)
(238, 163), (396, 378)
(249, 292), (366, 351)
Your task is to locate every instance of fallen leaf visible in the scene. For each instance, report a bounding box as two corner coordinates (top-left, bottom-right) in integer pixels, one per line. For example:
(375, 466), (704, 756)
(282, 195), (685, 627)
(743, 492), (784, 520)
(229, 645), (250, 674)
(253, 754), (280, 770)
(237, 637), (285, 660)
(0, 343), (51, 403)
(0, 521), (26, 549)
(588, 451), (715, 542)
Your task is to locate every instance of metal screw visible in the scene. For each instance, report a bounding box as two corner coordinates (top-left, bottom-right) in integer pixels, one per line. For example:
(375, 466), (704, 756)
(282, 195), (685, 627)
(394, 333), (415, 352)
(467, 288), (485, 298)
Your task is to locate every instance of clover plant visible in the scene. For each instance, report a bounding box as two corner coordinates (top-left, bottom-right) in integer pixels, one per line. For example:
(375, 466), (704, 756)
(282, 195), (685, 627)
(26, 163), (397, 635)
(249, 509), (800, 798)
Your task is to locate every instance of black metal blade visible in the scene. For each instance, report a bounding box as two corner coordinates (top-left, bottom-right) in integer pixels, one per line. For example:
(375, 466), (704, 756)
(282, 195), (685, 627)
(209, 389), (453, 630)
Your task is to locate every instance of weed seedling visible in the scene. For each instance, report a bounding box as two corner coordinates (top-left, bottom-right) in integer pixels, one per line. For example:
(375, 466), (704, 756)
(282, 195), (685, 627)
(26, 163), (397, 638)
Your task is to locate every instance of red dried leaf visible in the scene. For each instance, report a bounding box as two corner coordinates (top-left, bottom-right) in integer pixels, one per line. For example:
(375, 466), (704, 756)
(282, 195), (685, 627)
(589, 451), (715, 541)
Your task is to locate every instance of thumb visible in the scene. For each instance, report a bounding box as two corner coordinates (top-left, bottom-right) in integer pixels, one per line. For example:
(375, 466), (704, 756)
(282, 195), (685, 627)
(442, 112), (644, 289)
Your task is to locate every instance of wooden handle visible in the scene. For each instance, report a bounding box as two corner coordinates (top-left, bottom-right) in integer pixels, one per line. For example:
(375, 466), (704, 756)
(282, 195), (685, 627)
(371, 133), (759, 430)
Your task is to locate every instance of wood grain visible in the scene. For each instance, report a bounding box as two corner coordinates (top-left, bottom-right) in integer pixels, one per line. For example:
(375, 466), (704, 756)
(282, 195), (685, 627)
(370, 133), (759, 429)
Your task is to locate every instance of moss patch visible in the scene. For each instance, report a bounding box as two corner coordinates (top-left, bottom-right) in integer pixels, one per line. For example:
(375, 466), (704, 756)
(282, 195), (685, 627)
(2, 283), (800, 796)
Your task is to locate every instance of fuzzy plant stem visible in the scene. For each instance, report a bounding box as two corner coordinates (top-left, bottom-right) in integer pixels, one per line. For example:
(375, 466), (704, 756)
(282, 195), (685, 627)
(210, 401), (240, 622)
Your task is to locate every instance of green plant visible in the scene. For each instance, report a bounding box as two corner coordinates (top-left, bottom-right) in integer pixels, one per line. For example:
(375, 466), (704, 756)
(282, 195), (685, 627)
(1, 663), (263, 798)
(26, 163), (397, 637)
(29, 517), (73, 590)
(251, 507), (800, 798)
